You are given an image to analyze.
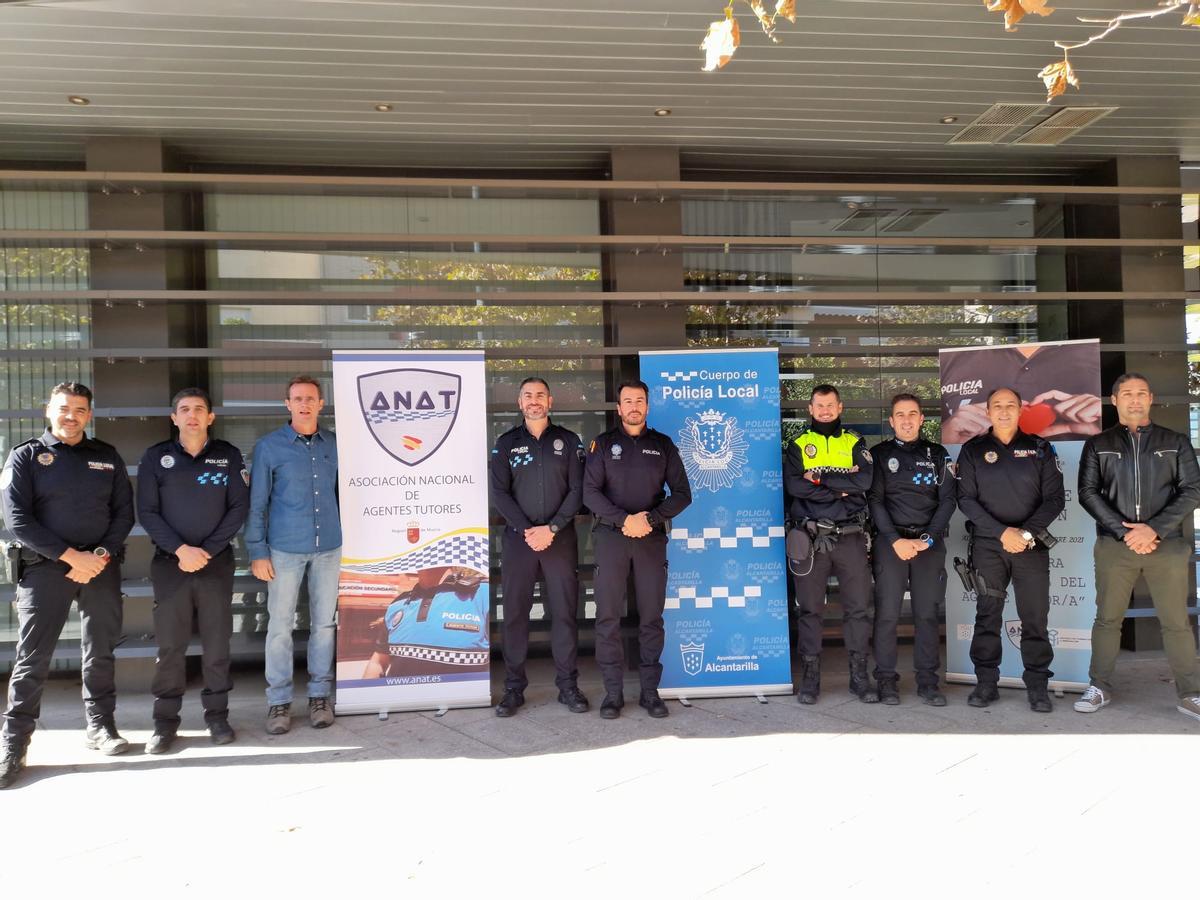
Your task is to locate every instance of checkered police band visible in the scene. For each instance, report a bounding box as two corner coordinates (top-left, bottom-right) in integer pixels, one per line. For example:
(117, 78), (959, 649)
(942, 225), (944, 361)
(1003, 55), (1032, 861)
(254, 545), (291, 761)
(342, 531), (489, 575)
(388, 645), (489, 667)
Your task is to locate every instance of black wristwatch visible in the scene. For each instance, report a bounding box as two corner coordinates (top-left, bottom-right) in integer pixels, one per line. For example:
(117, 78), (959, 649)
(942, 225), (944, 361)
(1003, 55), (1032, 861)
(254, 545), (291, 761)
(548, 523), (559, 534)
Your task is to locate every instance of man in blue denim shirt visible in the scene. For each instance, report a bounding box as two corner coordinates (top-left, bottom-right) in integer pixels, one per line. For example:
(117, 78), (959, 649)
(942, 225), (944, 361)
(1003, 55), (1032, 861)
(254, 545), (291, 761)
(245, 375), (341, 734)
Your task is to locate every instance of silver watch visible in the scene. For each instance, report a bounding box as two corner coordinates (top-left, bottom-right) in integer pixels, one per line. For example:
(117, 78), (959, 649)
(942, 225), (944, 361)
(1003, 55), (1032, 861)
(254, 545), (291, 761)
(1019, 530), (1034, 545)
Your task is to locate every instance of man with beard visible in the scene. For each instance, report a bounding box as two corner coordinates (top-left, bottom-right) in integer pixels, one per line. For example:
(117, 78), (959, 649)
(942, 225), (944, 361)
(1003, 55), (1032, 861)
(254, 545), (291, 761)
(584, 380), (692, 719)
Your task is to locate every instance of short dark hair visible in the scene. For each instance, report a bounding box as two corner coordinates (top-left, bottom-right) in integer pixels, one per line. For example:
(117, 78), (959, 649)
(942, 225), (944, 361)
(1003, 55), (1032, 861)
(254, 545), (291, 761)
(810, 384), (840, 402)
(986, 386), (1021, 406)
(617, 379), (649, 400)
(286, 375), (323, 400)
(171, 387), (212, 412)
(49, 382), (93, 407)
(518, 376), (551, 393)
(890, 392), (922, 411)
(1111, 372), (1151, 395)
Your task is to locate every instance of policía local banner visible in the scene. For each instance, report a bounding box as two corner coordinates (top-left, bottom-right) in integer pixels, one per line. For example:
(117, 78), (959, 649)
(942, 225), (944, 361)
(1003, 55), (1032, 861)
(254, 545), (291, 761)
(641, 349), (793, 699)
(332, 350), (491, 714)
(940, 339), (1101, 690)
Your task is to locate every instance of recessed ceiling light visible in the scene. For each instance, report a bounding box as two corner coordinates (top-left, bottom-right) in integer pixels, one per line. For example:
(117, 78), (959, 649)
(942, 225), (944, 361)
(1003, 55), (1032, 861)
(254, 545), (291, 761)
(374, 103), (393, 112)
(68, 96), (90, 106)
(940, 115), (958, 124)
(653, 108), (671, 117)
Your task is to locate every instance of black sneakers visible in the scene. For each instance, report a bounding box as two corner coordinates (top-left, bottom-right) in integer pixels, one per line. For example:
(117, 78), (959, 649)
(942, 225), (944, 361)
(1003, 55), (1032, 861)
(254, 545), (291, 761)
(84, 720), (130, 755)
(638, 691), (669, 718)
(495, 689), (525, 718)
(557, 687), (590, 713)
(967, 684), (1000, 708)
(0, 743), (27, 789)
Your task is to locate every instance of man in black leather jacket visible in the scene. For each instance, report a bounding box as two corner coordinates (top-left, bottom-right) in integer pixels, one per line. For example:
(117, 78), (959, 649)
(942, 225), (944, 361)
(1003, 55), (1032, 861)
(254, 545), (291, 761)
(1076, 373), (1200, 722)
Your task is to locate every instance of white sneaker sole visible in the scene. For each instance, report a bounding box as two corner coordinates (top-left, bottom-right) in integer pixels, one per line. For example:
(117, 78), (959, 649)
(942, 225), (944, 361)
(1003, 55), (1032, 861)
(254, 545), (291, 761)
(1176, 704), (1200, 722)
(1073, 700), (1109, 713)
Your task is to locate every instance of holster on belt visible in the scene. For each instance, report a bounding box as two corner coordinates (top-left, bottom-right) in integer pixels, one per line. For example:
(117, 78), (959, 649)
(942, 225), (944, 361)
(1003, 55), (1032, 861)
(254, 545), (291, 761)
(952, 556), (1006, 601)
(2, 541), (41, 585)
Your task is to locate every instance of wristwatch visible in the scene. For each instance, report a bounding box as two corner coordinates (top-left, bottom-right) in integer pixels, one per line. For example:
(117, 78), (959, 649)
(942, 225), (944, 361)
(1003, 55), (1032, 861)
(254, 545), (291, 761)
(1019, 530), (1035, 546)
(93, 546), (110, 559)
(548, 523), (559, 534)
(920, 533), (934, 548)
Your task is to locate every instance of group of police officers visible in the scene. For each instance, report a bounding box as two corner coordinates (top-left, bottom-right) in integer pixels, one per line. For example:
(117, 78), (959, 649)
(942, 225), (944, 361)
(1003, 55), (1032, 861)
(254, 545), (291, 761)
(2, 369), (1199, 790)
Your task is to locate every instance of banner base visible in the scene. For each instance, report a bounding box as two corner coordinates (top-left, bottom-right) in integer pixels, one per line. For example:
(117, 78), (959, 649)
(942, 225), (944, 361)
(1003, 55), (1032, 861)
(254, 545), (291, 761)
(335, 697), (491, 717)
(658, 684), (793, 701)
(944, 673), (1088, 694)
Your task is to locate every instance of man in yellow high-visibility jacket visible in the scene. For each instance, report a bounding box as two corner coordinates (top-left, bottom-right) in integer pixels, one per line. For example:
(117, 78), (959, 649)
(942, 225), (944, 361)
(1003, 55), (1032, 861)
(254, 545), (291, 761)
(785, 384), (878, 705)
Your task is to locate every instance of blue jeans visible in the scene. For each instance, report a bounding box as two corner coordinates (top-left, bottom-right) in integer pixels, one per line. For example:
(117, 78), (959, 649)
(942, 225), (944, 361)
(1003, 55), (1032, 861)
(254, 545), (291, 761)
(264, 547), (340, 706)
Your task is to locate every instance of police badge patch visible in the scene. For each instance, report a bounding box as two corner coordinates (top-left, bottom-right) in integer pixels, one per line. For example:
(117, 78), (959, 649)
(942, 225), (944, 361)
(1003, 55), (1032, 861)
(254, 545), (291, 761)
(37, 452), (55, 466)
(984, 451), (998, 464)
(241, 468), (250, 486)
(887, 457), (899, 473)
(553, 438), (563, 451)
(160, 455), (175, 469)
(611, 444), (622, 458)
(804, 444), (817, 458)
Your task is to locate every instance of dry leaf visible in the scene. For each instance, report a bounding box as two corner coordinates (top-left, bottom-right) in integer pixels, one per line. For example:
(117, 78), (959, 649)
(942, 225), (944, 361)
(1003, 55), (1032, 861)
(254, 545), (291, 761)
(984, 0), (1054, 32)
(775, 0), (797, 23)
(1184, 4), (1200, 27)
(1038, 58), (1080, 101)
(701, 9), (741, 71)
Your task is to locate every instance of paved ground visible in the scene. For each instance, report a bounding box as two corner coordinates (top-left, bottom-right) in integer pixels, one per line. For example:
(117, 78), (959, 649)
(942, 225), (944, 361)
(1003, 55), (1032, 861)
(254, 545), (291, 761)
(2, 646), (1196, 896)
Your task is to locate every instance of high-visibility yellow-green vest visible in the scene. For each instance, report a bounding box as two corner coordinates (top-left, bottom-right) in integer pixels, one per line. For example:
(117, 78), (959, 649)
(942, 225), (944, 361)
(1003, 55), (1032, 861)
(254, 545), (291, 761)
(793, 428), (861, 474)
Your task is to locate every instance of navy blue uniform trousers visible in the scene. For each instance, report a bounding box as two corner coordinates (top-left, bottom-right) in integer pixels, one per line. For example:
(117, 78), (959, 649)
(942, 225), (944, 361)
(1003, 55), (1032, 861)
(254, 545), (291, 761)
(591, 525), (668, 697)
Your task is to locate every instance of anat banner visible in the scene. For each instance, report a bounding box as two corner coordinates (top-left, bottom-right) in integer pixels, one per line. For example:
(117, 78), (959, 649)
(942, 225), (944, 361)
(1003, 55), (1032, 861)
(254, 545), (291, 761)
(331, 350), (491, 714)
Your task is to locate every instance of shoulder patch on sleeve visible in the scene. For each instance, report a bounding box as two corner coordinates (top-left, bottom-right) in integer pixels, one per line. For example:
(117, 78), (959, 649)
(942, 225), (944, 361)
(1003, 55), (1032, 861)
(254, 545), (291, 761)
(861, 448), (873, 464)
(0, 467), (12, 491)
(589, 440), (597, 454)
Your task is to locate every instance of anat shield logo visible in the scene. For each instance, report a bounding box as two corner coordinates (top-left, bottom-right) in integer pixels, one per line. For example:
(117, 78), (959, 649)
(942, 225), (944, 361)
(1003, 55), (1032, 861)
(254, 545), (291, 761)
(358, 368), (461, 466)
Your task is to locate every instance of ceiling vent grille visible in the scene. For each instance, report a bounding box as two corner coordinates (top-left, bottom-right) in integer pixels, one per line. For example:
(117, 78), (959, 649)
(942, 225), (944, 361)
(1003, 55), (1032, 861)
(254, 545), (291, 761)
(948, 103), (1046, 144)
(1011, 106), (1119, 145)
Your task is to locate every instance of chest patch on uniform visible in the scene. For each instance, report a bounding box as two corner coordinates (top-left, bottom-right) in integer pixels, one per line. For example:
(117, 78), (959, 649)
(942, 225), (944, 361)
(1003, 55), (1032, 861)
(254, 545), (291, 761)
(611, 445), (622, 458)
(887, 457), (899, 473)
(984, 450), (999, 464)
(88, 461), (114, 471)
(553, 438), (564, 451)
(160, 454), (175, 469)
(37, 452), (55, 466)
(642, 448), (661, 456)
(1012, 449), (1037, 458)
(204, 457), (229, 467)
(197, 471), (229, 486)
(804, 444), (817, 458)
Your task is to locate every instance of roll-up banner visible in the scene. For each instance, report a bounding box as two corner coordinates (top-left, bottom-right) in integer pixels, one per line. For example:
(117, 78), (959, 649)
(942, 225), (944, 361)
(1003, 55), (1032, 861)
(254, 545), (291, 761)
(332, 350), (491, 714)
(640, 349), (793, 699)
(940, 338), (1101, 691)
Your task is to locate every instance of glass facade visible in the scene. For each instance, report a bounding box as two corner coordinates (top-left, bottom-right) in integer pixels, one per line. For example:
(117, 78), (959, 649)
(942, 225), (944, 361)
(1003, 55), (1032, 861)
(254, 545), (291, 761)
(0, 177), (1193, 665)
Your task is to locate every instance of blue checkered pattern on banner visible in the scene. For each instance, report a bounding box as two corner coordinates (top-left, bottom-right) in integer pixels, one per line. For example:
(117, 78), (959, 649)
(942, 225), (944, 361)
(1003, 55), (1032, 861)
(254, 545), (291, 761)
(344, 533), (488, 574)
(661, 370), (699, 382)
(365, 408), (455, 424)
(670, 525), (785, 550)
(666, 584), (762, 609)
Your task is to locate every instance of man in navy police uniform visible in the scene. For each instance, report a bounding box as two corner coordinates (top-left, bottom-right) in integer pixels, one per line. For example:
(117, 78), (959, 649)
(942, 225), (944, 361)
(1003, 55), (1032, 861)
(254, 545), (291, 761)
(957, 387), (1065, 713)
(584, 379), (692, 720)
(488, 377), (588, 717)
(1, 382), (134, 790)
(137, 387), (249, 753)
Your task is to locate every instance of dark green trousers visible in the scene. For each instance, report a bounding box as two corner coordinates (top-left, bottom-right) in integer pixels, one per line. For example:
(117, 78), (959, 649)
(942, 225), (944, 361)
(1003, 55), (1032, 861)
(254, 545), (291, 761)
(1090, 535), (1200, 698)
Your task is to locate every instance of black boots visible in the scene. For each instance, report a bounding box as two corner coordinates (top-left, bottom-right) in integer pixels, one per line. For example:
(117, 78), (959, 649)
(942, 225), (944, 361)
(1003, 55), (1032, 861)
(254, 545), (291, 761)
(797, 655), (821, 705)
(876, 676), (901, 706)
(848, 653), (879, 704)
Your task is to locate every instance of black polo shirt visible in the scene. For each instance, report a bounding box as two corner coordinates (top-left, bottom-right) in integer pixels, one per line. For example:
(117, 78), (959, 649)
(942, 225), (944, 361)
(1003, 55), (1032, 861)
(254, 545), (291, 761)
(488, 420), (584, 532)
(583, 424), (692, 529)
(868, 437), (957, 542)
(136, 437), (250, 555)
(957, 428), (1065, 538)
(1, 429), (134, 560)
